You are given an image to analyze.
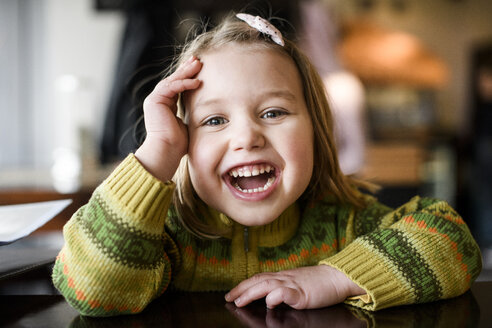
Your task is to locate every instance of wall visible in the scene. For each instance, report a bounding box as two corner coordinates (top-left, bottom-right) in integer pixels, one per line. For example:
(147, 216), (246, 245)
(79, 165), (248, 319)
(0, 0), (123, 173)
(42, 0), (124, 166)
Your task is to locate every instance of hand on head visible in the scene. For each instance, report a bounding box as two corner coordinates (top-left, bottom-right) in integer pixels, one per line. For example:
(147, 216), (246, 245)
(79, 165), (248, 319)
(135, 56), (202, 182)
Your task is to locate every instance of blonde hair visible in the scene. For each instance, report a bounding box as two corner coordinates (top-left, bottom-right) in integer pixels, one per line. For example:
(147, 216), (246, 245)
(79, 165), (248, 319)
(170, 14), (367, 238)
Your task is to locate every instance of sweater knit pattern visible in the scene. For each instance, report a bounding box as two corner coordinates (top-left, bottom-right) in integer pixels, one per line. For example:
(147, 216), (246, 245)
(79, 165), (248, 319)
(52, 154), (482, 316)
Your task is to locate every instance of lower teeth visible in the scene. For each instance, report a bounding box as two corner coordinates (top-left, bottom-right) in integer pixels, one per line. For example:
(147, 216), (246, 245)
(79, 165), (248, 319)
(234, 177), (275, 194)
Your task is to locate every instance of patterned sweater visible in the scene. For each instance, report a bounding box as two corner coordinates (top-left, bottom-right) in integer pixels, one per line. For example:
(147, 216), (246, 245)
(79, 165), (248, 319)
(52, 155), (482, 317)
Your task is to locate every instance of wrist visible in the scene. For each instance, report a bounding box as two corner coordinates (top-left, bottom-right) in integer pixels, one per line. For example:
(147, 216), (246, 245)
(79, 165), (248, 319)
(135, 138), (184, 182)
(320, 264), (366, 298)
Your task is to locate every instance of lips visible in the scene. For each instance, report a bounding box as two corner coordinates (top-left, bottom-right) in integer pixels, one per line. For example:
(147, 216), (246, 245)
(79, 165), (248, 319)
(224, 163), (279, 199)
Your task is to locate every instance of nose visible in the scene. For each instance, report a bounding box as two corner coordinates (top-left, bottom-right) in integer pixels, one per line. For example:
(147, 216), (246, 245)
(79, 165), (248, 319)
(229, 120), (265, 151)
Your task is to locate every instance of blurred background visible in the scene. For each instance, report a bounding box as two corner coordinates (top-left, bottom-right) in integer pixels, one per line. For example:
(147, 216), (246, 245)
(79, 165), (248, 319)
(0, 0), (491, 274)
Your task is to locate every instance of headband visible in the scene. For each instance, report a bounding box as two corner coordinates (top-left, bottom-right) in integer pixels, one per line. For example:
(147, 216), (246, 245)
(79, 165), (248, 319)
(236, 13), (285, 47)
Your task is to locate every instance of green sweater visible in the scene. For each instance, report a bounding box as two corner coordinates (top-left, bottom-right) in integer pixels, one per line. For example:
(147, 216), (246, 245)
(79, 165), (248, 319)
(52, 155), (482, 317)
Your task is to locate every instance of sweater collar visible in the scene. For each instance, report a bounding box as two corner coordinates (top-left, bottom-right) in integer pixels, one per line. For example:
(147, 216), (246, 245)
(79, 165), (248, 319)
(204, 203), (300, 247)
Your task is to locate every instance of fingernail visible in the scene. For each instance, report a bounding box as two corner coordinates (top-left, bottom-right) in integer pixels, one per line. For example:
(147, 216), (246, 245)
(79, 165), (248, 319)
(225, 293), (231, 301)
(234, 298), (241, 306)
(186, 56), (195, 63)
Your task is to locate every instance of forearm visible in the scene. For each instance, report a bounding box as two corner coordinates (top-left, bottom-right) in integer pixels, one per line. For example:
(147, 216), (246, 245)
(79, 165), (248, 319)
(52, 155), (177, 316)
(322, 197), (482, 311)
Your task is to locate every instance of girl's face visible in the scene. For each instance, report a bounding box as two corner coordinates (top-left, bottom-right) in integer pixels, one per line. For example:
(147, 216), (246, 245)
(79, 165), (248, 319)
(185, 44), (314, 227)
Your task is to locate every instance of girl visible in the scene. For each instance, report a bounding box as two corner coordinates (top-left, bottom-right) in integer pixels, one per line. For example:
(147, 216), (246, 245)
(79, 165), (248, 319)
(52, 13), (482, 317)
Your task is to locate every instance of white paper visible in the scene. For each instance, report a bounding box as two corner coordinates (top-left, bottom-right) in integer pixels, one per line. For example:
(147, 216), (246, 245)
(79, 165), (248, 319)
(0, 199), (72, 244)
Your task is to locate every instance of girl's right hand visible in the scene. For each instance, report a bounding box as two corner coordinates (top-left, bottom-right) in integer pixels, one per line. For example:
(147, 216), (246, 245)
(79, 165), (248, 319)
(135, 56), (202, 182)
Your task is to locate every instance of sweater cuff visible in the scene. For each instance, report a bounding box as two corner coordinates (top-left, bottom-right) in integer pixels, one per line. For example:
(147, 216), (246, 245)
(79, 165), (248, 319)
(319, 241), (412, 311)
(100, 154), (176, 234)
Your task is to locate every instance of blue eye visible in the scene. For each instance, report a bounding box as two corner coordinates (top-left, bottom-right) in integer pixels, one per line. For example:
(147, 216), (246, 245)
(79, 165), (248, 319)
(205, 117), (227, 126)
(262, 109), (286, 119)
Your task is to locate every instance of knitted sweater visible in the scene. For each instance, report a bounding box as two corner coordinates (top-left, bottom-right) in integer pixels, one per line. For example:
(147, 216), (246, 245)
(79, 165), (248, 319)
(52, 155), (482, 317)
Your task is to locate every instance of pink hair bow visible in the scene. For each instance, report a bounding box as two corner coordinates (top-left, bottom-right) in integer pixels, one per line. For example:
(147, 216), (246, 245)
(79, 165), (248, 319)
(236, 13), (285, 47)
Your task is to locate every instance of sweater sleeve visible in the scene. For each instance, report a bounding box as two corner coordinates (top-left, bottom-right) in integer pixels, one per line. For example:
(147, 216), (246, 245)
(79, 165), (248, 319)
(319, 196), (482, 311)
(52, 154), (179, 317)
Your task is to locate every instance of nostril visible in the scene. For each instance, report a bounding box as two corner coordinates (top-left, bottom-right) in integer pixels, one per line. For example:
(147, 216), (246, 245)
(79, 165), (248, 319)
(231, 130), (265, 151)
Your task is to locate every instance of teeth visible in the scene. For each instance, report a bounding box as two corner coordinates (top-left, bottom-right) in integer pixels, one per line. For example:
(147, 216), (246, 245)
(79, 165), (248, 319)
(233, 176), (275, 194)
(228, 164), (276, 194)
(228, 164), (273, 178)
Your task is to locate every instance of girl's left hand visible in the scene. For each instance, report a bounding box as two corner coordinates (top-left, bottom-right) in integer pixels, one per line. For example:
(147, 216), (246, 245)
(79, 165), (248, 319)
(225, 265), (366, 310)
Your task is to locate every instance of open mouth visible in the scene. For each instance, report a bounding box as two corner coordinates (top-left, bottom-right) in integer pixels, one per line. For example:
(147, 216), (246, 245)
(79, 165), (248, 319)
(226, 164), (277, 194)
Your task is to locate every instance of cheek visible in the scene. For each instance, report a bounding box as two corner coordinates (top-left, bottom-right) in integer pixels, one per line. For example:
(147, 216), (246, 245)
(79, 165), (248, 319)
(292, 139), (314, 172)
(187, 156), (211, 204)
(282, 128), (314, 181)
(187, 133), (223, 190)
(187, 130), (212, 168)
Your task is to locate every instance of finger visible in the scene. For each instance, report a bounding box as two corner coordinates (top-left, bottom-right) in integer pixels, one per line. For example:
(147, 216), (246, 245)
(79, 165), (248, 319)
(171, 55), (200, 79)
(233, 279), (285, 308)
(144, 78), (201, 114)
(265, 287), (301, 309)
(144, 58), (202, 108)
(148, 77), (201, 105)
(226, 273), (278, 303)
(165, 57), (202, 86)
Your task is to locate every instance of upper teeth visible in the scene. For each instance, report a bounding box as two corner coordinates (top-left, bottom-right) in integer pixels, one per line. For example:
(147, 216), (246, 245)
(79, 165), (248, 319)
(228, 164), (273, 178)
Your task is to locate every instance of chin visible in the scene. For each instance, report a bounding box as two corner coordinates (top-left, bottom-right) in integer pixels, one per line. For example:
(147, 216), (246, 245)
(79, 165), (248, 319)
(226, 210), (279, 227)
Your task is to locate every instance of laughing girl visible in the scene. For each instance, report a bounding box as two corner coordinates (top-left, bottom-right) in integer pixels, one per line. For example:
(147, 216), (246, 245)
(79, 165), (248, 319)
(53, 13), (482, 317)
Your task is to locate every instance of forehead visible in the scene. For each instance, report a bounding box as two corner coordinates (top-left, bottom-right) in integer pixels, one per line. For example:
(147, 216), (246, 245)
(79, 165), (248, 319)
(199, 44), (300, 81)
(187, 44), (305, 108)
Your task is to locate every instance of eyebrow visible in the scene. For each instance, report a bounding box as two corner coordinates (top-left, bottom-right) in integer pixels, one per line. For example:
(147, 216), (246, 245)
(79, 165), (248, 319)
(194, 89), (298, 109)
(193, 98), (223, 109)
(263, 90), (297, 102)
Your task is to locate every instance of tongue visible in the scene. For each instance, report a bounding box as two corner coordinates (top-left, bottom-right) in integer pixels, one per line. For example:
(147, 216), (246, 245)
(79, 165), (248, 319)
(236, 175), (269, 190)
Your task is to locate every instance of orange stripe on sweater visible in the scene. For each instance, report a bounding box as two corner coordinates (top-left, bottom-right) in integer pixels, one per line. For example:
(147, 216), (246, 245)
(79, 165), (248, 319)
(75, 290), (86, 301)
(444, 215), (464, 225)
(405, 218), (472, 278)
(404, 216), (415, 223)
(58, 257), (123, 314)
(179, 240), (336, 272)
(288, 254), (298, 262)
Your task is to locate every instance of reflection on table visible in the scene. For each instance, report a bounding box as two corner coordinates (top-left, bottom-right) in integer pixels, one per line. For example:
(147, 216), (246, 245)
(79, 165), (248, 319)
(2, 282), (489, 328)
